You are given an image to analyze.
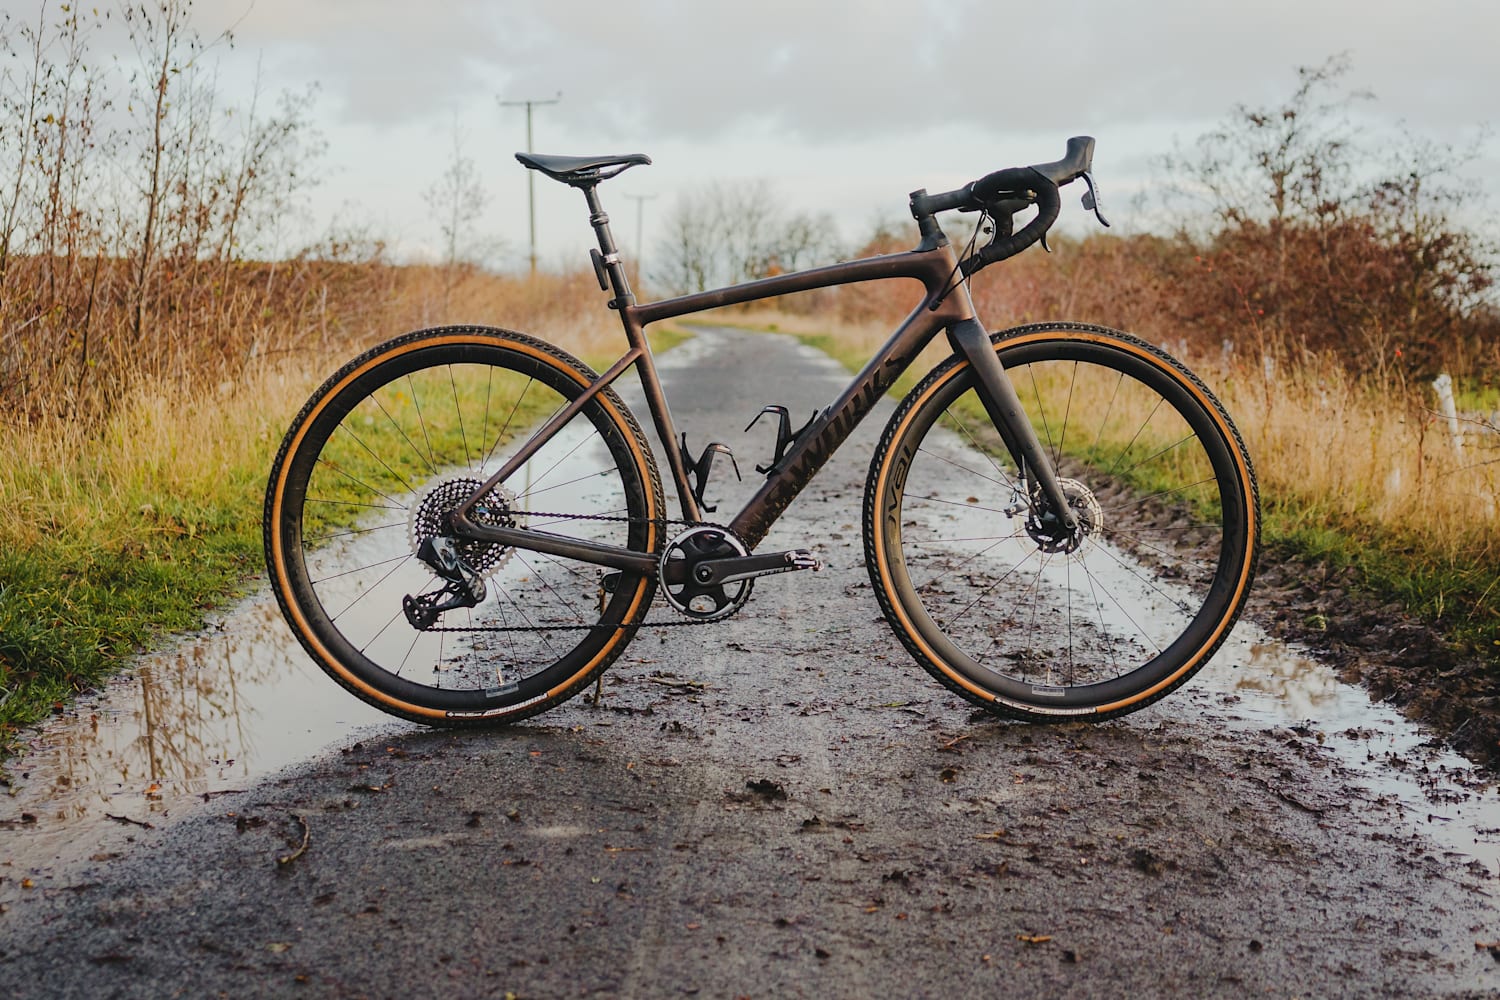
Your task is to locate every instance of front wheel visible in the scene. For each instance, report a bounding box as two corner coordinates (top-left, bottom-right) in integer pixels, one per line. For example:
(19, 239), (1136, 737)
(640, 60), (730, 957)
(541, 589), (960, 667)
(864, 323), (1259, 721)
(264, 326), (664, 726)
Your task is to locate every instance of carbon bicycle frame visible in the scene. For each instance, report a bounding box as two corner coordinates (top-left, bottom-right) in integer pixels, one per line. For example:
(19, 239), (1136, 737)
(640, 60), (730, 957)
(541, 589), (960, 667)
(450, 209), (1071, 575)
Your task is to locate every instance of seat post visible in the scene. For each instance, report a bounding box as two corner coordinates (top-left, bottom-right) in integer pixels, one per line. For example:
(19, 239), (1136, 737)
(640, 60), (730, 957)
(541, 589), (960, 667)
(580, 184), (635, 310)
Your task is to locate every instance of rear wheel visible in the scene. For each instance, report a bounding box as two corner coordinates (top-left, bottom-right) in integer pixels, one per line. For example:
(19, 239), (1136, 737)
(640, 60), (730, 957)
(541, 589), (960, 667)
(864, 323), (1259, 720)
(264, 326), (662, 726)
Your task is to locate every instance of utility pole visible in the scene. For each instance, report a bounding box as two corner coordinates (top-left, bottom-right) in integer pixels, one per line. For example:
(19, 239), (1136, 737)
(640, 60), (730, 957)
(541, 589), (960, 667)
(498, 92), (561, 276)
(622, 193), (658, 276)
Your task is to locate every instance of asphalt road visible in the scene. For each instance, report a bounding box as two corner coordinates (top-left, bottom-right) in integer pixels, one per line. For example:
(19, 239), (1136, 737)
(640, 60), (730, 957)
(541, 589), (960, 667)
(2, 327), (1498, 999)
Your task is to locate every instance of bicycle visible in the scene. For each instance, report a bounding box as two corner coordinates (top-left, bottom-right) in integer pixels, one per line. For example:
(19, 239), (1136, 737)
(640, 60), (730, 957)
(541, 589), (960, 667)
(263, 137), (1260, 727)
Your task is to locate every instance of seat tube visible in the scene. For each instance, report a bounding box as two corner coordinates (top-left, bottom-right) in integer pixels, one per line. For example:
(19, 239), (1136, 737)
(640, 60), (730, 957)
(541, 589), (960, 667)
(945, 315), (1079, 532)
(582, 183), (703, 522)
(624, 308), (703, 523)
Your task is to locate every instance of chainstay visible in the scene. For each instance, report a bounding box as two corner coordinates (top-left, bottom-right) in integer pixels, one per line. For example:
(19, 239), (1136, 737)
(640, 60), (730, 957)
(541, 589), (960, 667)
(425, 508), (737, 633)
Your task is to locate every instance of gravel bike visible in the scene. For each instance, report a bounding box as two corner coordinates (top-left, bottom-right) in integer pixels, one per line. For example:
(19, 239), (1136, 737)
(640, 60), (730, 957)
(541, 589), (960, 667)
(264, 137), (1260, 727)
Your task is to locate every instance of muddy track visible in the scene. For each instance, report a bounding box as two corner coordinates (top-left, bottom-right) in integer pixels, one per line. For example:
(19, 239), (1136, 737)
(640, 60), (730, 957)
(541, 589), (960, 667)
(1, 328), (1498, 998)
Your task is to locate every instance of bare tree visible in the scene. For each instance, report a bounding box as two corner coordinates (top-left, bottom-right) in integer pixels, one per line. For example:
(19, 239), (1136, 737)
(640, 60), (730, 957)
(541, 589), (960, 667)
(0, 0), (325, 419)
(121, 0), (211, 341)
(0, 3), (49, 297)
(423, 121), (489, 270)
(654, 185), (718, 294)
(652, 180), (841, 295)
(1154, 55), (1495, 379)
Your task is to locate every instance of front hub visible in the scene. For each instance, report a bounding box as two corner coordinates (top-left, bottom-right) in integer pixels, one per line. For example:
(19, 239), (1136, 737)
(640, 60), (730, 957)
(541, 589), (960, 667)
(1024, 477), (1104, 554)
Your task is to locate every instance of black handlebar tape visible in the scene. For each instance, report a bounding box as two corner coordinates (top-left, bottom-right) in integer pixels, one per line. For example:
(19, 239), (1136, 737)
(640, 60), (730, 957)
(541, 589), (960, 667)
(911, 136), (1096, 221)
(959, 173), (1061, 276)
(971, 165), (1045, 203)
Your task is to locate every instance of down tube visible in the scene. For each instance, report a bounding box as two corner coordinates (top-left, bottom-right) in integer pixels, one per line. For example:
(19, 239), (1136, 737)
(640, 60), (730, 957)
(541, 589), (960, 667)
(728, 305), (952, 549)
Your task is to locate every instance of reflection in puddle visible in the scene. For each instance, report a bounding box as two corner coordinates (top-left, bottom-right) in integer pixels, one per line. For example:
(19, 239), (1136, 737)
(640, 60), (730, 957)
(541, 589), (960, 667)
(0, 332), (723, 883)
(4, 327), (1499, 890)
(1, 594), (398, 878)
(901, 399), (1500, 876)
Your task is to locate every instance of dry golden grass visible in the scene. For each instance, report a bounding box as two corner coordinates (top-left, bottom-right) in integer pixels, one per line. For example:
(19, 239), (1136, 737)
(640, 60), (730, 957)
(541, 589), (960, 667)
(1206, 355), (1500, 555)
(0, 266), (622, 552)
(0, 264), (645, 744)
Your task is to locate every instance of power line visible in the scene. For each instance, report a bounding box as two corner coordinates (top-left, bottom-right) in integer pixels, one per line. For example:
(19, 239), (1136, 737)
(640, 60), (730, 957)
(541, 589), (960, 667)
(622, 193), (658, 276)
(498, 93), (561, 275)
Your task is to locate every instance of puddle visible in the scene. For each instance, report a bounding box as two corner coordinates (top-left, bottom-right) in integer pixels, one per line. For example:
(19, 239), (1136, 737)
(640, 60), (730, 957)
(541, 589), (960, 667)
(865, 395), (1500, 876)
(0, 593), (400, 877)
(0, 330), (724, 881)
(1192, 626), (1500, 872)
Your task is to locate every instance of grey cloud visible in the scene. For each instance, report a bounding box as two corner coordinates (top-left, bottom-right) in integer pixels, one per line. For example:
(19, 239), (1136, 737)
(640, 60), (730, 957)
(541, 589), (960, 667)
(200, 0), (1496, 145)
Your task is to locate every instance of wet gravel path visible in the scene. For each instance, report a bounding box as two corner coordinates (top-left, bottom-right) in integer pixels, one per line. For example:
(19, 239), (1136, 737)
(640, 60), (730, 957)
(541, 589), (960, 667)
(2, 328), (1498, 998)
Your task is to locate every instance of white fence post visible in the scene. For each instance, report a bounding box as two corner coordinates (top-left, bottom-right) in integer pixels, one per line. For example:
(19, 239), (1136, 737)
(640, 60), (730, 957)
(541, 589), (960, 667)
(1432, 373), (1462, 454)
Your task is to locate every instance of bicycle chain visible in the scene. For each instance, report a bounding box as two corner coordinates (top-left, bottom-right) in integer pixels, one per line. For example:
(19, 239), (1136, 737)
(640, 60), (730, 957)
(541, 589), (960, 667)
(420, 508), (743, 633)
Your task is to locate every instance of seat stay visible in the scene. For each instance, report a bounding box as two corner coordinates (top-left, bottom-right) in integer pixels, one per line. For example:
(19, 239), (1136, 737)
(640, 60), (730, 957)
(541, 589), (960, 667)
(452, 346), (644, 524)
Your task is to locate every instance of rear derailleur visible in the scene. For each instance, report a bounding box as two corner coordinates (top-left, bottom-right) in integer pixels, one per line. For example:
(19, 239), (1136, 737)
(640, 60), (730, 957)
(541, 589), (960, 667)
(403, 536), (487, 630)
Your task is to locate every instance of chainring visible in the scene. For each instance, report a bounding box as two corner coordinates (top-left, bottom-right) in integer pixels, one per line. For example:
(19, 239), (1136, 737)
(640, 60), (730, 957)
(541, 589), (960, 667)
(659, 524), (753, 621)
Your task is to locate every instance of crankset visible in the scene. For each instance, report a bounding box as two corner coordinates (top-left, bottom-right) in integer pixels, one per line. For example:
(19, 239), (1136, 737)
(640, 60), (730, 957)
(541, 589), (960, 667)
(658, 524), (822, 621)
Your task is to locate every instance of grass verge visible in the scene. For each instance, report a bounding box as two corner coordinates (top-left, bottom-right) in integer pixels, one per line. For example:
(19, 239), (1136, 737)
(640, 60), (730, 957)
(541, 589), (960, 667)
(0, 325), (692, 755)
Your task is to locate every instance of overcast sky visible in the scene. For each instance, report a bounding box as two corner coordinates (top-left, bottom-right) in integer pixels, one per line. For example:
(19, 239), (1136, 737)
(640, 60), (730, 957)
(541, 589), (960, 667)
(184, 0), (1498, 269)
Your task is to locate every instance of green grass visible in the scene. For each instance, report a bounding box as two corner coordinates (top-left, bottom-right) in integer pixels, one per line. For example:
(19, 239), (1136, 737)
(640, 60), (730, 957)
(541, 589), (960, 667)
(0, 464), (268, 741)
(0, 326), (692, 757)
(1455, 378), (1500, 414)
(1261, 496), (1500, 652)
(303, 364), (546, 539)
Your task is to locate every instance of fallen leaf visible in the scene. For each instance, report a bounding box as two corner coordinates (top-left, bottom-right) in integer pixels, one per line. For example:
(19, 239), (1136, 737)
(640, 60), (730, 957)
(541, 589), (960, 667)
(745, 779), (787, 800)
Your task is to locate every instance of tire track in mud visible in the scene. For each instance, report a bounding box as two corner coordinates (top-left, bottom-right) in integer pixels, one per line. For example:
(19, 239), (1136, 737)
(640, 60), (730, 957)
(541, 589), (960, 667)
(2, 327), (1498, 998)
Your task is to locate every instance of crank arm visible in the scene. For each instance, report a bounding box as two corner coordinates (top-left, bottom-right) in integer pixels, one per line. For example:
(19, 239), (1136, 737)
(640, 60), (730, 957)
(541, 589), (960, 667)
(663, 548), (822, 587)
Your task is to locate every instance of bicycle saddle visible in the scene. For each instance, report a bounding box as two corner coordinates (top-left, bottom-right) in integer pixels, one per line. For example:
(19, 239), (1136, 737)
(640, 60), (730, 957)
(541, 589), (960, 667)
(515, 152), (651, 185)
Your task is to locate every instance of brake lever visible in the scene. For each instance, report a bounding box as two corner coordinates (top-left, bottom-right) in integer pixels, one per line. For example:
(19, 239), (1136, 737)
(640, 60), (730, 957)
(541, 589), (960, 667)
(1080, 171), (1111, 228)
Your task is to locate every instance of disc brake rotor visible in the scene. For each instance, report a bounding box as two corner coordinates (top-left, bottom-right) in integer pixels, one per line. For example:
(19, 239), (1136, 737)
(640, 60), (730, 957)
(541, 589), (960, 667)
(1025, 477), (1104, 555)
